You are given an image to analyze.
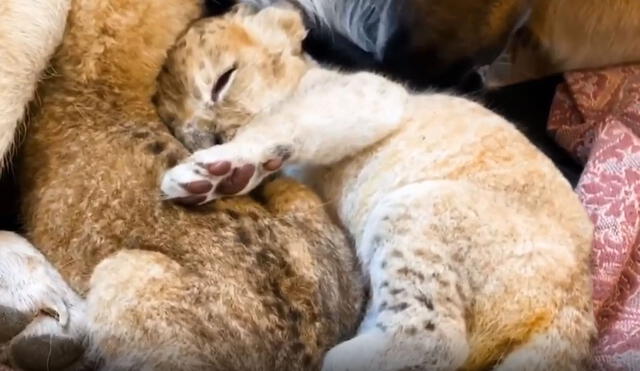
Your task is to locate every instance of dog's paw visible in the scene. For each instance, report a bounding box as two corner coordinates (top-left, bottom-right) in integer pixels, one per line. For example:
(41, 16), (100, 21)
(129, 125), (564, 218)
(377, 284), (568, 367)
(0, 232), (87, 371)
(9, 318), (86, 371)
(161, 143), (289, 205)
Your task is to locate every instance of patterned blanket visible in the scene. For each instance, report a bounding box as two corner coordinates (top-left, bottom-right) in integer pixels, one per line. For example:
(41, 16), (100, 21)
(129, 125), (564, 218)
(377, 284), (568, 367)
(549, 65), (640, 370)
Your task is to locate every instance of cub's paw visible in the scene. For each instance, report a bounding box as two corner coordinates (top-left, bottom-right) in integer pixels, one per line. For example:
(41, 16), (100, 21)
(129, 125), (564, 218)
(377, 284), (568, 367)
(161, 143), (290, 205)
(321, 331), (389, 371)
(0, 232), (87, 371)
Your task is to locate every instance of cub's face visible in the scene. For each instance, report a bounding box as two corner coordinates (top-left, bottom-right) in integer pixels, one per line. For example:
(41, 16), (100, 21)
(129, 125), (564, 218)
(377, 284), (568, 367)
(154, 5), (308, 151)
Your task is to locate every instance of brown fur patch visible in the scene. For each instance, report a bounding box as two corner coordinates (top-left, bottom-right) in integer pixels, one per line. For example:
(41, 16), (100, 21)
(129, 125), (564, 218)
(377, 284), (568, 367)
(462, 309), (553, 370)
(18, 3), (363, 369)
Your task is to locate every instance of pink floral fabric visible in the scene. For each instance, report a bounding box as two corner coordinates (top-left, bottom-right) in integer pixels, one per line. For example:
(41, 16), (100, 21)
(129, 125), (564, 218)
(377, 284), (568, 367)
(548, 65), (640, 370)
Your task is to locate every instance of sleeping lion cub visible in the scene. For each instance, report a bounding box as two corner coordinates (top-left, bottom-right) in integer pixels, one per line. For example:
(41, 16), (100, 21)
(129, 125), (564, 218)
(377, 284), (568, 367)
(155, 5), (596, 370)
(1, 0), (362, 370)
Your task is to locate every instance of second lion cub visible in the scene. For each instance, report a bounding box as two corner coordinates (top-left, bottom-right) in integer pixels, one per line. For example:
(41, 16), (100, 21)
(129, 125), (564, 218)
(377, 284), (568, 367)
(155, 5), (596, 371)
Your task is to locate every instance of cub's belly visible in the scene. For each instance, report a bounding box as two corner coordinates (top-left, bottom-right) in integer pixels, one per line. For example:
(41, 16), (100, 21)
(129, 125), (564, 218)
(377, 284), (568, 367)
(316, 95), (577, 241)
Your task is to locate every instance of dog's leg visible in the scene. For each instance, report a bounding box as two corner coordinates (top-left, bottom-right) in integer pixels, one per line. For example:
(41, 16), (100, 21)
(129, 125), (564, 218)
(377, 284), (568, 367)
(0, 0), (71, 170)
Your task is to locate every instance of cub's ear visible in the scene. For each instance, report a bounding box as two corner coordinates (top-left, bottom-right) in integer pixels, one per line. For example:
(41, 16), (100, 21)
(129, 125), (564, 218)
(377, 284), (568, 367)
(254, 6), (307, 53)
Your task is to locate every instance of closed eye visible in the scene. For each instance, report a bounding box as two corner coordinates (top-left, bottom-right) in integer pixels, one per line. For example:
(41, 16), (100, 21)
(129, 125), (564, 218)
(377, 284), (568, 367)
(211, 65), (237, 102)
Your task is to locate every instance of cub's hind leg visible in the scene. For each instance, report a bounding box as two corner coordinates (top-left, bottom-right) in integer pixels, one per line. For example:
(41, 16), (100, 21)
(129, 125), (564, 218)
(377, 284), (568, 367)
(323, 182), (475, 371)
(493, 304), (595, 371)
(485, 248), (595, 371)
(463, 264), (595, 371)
(84, 249), (221, 371)
(0, 231), (86, 371)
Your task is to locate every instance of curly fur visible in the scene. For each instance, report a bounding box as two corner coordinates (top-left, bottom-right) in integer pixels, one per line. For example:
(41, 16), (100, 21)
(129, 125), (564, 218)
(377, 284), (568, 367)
(0, 1), (362, 370)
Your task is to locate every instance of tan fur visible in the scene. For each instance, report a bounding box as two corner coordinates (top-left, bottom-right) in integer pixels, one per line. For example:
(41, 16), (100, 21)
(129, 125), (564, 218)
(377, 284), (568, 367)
(155, 7), (596, 370)
(397, 0), (528, 65)
(398, 0), (640, 86)
(4, 0), (363, 370)
(485, 0), (640, 86)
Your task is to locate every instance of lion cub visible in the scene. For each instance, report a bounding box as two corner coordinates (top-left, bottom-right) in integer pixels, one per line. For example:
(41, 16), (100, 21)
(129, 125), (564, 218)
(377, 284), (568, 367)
(1, 0), (362, 370)
(156, 6), (596, 370)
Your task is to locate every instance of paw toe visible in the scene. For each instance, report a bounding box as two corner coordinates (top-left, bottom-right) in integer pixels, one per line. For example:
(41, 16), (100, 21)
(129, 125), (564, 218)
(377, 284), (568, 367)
(216, 164), (256, 195)
(263, 158), (284, 171)
(11, 334), (84, 371)
(205, 161), (232, 176)
(181, 180), (213, 194)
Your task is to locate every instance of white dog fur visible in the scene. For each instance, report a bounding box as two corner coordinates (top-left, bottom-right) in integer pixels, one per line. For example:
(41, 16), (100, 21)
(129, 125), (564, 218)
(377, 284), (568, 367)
(0, 0), (71, 171)
(0, 0), (73, 365)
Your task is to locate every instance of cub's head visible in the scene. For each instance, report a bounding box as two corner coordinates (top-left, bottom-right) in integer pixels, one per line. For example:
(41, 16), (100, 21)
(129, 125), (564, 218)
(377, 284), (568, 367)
(154, 5), (308, 151)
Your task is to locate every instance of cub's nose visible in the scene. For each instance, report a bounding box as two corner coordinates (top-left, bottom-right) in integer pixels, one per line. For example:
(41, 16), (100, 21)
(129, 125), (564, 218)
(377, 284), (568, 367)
(178, 127), (218, 152)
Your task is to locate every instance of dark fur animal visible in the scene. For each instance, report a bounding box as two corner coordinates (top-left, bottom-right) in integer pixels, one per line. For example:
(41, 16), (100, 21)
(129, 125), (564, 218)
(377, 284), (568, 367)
(210, 0), (640, 93)
(206, 0), (529, 92)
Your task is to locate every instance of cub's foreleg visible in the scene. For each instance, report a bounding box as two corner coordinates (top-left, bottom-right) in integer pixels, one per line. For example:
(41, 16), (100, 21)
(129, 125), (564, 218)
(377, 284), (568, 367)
(161, 69), (409, 204)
